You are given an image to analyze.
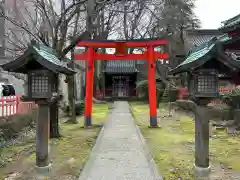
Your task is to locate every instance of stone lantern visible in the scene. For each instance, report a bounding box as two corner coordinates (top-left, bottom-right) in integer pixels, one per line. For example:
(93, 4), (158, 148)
(170, 63), (220, 178)
(0, 40), (75, 175)
(188, 69), (218, 100)
(169, 27), (240, 178)
(27, 70), (58, 172)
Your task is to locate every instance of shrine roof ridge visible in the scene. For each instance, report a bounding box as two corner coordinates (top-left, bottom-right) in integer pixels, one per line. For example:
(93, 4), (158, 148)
(187, 34), (232, 57)
(220, 13), (240, 29)
(185, 29), (222, 35)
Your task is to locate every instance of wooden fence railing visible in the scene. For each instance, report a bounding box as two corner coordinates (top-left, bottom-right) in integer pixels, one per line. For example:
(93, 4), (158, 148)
(0, 95), (37, 117)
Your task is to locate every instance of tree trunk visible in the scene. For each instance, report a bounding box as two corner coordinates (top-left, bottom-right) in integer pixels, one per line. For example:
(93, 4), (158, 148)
(67, 74), (77, 123)
(50, 102), (61, 138)
(50, 75), (60, 138)
(93, 60), (98, 97)
(234, 109), (240, 129)
(155, 34), (171, 86)
(67, 50), (77, 123)
(155, 64), (170, 85)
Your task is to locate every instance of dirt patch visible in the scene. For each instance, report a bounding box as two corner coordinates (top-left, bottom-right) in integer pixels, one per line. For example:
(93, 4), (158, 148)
(0, 109), (37, 140)
(130, 102), (240, 180)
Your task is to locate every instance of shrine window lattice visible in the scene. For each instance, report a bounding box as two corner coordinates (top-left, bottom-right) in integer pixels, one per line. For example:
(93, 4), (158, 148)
(197, 75), (216, 93)
(32, 76), (49, 93)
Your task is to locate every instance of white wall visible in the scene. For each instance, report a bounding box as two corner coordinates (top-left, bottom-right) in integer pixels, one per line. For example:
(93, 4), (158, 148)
(0, 72), (25, 95)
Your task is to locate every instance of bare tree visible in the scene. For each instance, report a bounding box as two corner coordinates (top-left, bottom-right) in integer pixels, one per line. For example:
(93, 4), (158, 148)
(0, 0), (121, 137)
(135, 0), (201, 86)
(151, 0), (200, 66)
(0, 0), (200, 135)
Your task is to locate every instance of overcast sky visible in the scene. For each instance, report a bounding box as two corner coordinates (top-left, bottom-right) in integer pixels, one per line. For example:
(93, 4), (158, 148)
(194, 0), (240, 29)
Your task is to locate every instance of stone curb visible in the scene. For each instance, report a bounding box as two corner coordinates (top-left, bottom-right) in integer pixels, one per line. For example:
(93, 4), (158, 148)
(129, 104), (163, 180)
(78, 106), (114, 180)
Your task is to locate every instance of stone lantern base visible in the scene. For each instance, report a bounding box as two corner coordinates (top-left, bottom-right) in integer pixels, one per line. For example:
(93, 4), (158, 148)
(35, 163), (52, 176)
(194, 164), (211, 178)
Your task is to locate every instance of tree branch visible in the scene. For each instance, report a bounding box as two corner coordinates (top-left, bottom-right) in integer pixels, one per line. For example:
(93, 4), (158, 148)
(61, 31), (89, 58)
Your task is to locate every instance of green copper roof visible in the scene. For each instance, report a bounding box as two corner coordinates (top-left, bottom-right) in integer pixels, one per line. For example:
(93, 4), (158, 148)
(0, 40), (75, 75)
(217, 34), (232, 42)
(32, 44), (68, 69)
(180, 43), (215, 66)
(187, 33), (232, 54)
(184, 29), (224, 52)
(220, 14), (240, 29)
(169, 33), (236, 74)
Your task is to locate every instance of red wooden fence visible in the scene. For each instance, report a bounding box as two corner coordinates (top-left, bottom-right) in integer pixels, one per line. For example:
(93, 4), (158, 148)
(0, 95), (37, 117)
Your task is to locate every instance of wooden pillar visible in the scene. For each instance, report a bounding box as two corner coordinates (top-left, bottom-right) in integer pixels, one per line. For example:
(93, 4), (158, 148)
(194, 106), (211, 177)
(147, 46), (158, 127)
(36, 100), (50, 174)
(84, 47), (94, 127)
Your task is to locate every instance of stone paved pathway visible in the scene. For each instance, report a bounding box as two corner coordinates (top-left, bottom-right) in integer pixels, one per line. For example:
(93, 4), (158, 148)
(79, 101), (162, 180)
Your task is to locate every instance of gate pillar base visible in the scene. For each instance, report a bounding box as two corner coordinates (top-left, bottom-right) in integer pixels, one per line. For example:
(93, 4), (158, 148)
(84, 116), (92, 127)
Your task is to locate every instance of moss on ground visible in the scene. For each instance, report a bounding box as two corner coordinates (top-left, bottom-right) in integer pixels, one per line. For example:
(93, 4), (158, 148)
(0, 103), (110, 179)
(130, 102), (240, 180)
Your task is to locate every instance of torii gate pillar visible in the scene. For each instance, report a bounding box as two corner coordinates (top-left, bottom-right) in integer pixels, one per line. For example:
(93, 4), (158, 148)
(84, 47), (94, 127)
(148, 46), (158, 126)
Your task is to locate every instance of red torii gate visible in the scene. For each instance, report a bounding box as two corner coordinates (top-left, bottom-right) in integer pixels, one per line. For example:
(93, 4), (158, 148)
(74, 39), (169, 127)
